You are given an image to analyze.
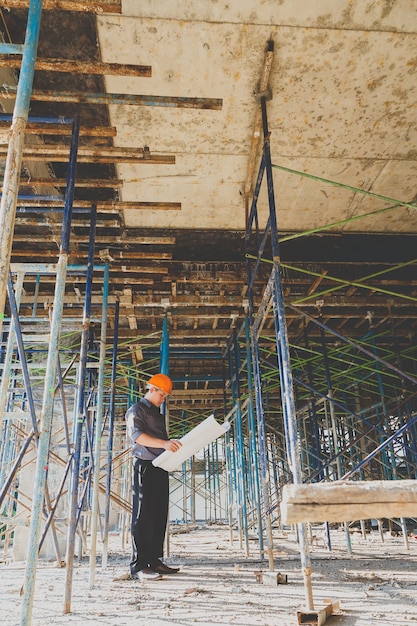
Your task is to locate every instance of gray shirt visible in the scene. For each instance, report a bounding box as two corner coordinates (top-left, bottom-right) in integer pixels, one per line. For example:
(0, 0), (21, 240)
(125, 397), (168, 460)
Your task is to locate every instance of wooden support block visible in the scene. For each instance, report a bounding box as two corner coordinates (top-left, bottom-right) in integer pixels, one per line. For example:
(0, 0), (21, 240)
(254, 570), (288, 585)
(297, 600), (340, 625)
(281, 480), (417, 524)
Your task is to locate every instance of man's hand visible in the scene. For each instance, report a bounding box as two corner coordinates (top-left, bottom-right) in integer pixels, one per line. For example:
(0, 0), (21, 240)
(135, 433), (183, 451)
(164, 439), (182, 453)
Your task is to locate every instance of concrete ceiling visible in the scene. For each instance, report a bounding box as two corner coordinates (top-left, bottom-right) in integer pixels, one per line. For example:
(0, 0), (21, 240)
(99, 1), (417, 233)
(2, 0), (417, 422)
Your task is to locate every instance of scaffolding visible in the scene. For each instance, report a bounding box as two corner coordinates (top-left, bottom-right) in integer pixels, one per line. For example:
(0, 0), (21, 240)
(1, 9), (417, 625)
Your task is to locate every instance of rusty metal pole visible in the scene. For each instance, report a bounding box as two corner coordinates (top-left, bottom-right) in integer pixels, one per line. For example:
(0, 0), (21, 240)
(260, 95), (314, 610)
(0, 0), (43, 339)
(101, 298), (119, 570)
(89, 263), (109, 587)
(63, 204), (96, 614)
(20, 115), (79, 626)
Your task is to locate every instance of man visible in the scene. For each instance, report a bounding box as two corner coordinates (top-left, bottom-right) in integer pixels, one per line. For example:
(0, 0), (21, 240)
(125, 373), (182, 580)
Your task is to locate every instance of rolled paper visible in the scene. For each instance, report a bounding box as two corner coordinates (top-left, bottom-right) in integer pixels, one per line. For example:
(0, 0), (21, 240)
(152, 414), (230, 472)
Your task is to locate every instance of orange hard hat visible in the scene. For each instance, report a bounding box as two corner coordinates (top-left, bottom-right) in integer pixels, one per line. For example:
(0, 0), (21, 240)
(147, 373), (173, 395)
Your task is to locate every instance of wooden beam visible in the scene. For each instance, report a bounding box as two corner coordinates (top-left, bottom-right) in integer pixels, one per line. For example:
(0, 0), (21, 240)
(0, 144), (175, 164)
(1, 0), (122, 13)
(14, 219), (121, 230)
(297, 601), (341, 626)
(12, 200), (180, 211)
(0, 88), (223, 110)
(100, 251), (172, 260)
(0, 57), (151, 77)
(14, 178), (122, 188)
(117, 328), (235, 340)
(115, 266), (168, 275)
(243, 40), (274, 219)
(0, 122), (116, 137)
(306, 270), (328, 297)
(281, 480), (417, 524)
(165, 388), (224, 398)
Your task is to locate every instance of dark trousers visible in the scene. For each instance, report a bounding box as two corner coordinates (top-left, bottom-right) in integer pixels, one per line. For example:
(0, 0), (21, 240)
(130, 459), (169, 575)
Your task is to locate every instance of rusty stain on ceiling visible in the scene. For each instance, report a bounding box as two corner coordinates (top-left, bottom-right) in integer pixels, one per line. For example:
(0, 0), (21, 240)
(1, 0), (417, 419)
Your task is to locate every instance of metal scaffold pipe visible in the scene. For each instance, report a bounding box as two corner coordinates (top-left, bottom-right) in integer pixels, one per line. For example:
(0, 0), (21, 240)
(245, 92), (315, 611)
(101, 299), (119, 570)
(265, 127), (315, 609)
(244, 316), (264, 559)
(89, 263), (110, 586)
(0, 0), (42, 341)
(63, 204), (97, 614)
(272, 162), (417, 213)
(20, 114), (80, 626)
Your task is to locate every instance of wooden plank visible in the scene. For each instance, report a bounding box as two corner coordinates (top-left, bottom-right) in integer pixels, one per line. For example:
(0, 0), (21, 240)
(0, 88), (223, 110)
(281, 480), (417, 524)
(0, 57), (151, 77)
(0, 144), (175, 164)
(254, 571), (288, 585)
(0, 122), (117, 137)
(13, 200), (180, 211)
(12, 178), (122, 188)
(297, 600), (340, 626)
(1, 0), (122, 13)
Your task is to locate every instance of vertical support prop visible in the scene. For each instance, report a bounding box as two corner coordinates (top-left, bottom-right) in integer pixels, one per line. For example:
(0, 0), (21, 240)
(64, 204), (97, 613)
(101, 298), (119, 569)
(244, 316), (264, 559)
(20, 114), (80, 626)
(261, 94), (314, 609)
(89, 263), (109, 585)
(160, 315), (171, 555)
(0, 0), (43, 339)
(232, 329), (250, 555)
(0, 272), (25, 425)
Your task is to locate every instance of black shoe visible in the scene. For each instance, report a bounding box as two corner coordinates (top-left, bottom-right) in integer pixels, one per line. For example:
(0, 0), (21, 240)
(140, 567), (163, 580)
(153, 562), (180, 575)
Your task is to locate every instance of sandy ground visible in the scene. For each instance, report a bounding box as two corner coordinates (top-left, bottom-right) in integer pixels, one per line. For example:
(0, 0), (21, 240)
(2, 523), (417, 626)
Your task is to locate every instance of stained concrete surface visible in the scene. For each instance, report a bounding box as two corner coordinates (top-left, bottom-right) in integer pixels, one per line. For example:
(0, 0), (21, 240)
(3, 524), (417, 625)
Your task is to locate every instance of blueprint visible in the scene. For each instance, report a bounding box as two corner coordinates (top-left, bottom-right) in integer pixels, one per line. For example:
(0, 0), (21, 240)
(152, 414), (230, 472)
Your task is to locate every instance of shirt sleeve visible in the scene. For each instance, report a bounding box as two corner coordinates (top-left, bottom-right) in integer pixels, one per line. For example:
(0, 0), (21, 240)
(125, 403), (145, 445)
(125, 400), (168, 460)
